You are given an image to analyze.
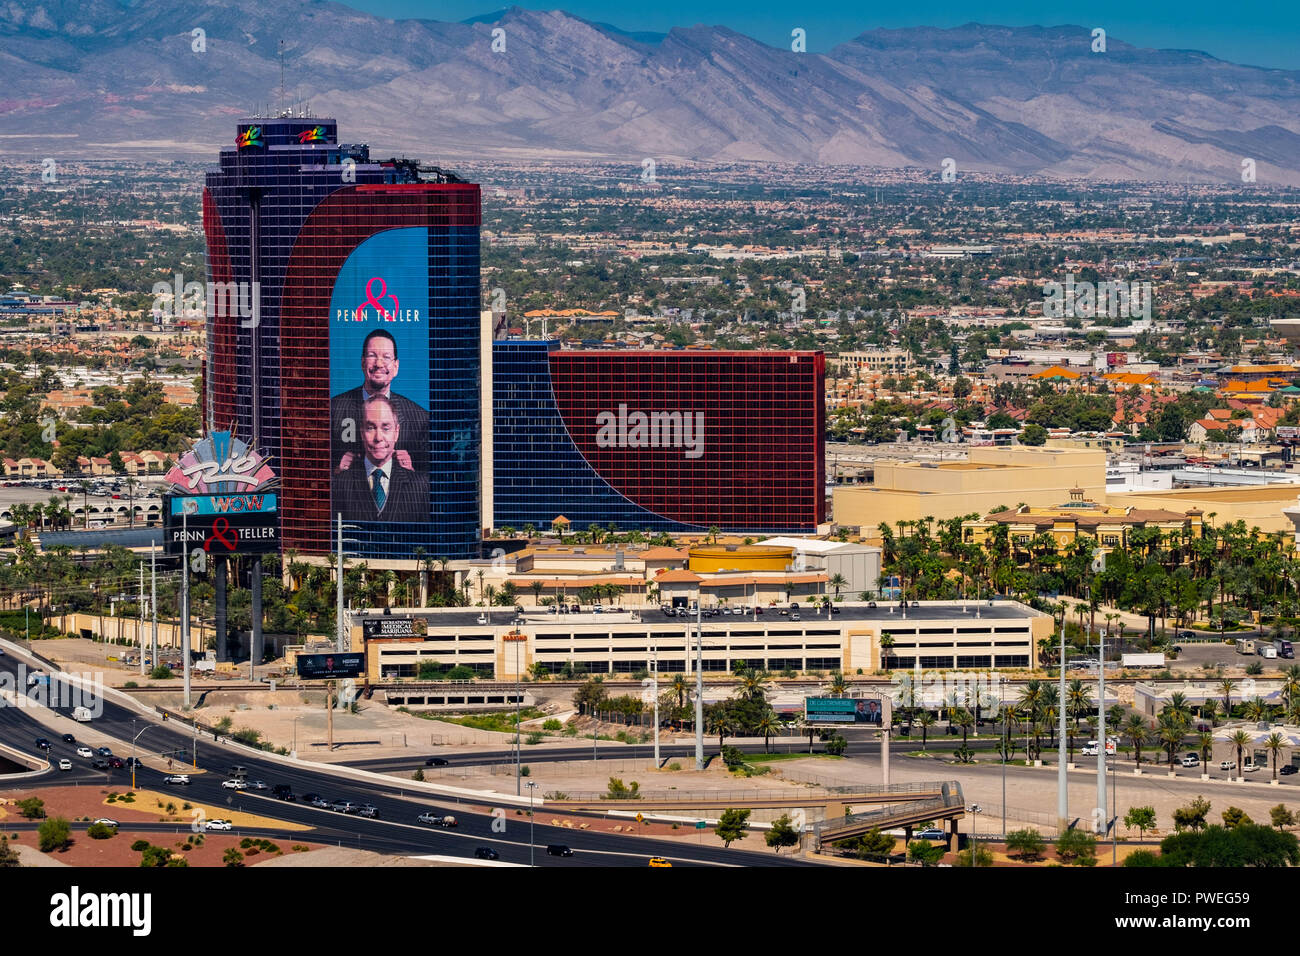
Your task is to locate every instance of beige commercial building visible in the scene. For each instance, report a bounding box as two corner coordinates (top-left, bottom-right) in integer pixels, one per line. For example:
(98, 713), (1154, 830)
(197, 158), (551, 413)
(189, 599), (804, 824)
(833, 447), (1106, 530)
(1109, 485), (1300, 535)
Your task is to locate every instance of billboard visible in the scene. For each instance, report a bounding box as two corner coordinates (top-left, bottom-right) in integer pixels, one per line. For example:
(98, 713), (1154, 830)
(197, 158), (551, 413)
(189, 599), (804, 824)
(329, 228), (430, 528)
(361, 617), (428, 638)
(805, 696), (888, 725)
(164, 505), (279, 555)
(297, 652), (365, 680)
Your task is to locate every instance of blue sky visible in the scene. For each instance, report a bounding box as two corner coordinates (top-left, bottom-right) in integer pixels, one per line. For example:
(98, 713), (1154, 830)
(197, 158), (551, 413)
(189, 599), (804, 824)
(343, 0), (1300, 70)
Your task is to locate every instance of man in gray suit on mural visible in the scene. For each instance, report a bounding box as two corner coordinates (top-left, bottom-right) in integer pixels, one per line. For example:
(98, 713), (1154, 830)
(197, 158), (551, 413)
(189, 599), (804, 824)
(330, 329), (427, 474)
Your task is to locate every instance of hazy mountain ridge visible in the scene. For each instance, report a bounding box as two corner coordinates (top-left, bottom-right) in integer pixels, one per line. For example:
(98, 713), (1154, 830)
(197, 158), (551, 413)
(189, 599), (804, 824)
(3, 1), (1299, 183)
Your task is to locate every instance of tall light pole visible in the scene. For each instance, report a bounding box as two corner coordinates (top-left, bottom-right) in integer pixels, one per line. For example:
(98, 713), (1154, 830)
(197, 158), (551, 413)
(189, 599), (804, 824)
(526, 779), (537, 866)
(1057, 621), (1067, 831)
(1096, 626), (1107, 834)
(652, 642), (660, 767)
(336, 513), (345, 652)
(150, 541), (158, 671)
(505, 629), (526, 795)
(1001, 676), (1007, 841)
(694, 596), (704, 770)
(138, 564), (145, 676)
(181, 500), (194, 710)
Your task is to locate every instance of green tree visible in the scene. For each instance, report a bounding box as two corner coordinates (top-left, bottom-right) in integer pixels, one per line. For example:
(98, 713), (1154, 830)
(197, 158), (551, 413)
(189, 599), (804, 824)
(1006, 828), (1046, 861)
(1055, 828), (1097, 865)
(223, 848), (244, 867)
(765, 813), (801, 853)
(1124, 806), (1157, 840)
(602, 777), (642, 800)
(1123, 850), (1164, 867)
(907, 839), (945, 866)
(38, 817), (71, 852)
(0, 836), (19, 868)
(1221, 806), (1253, 830)
(1270, 805), (1295, 830)
(1173, 795), (1212, 832)
(715, 808), (751, 848)
(16, 797), (45, 820)
(956, 842), (993, 866)
(86, 822), (116, 840)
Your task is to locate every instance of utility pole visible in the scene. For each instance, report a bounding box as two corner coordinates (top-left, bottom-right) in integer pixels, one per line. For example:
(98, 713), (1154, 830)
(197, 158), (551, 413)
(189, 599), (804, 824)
(652, 643), (660, 767)
(150, 541), (158, 670)
(695, 597), (704, 770)
(1096, 626), (1107, 835)
(336, 513), (345, 652)
(327, 679), (334, 752)
(1057, 622), (1067, 831)
(138, 564), (145, 676)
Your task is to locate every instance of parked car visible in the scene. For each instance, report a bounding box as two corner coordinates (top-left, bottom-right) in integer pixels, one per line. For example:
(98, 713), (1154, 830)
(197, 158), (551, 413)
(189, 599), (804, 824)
(162, 774), (190, 785)
(417, 812), (458, 827)
(474, 846), (500, 860)
(1180, 754), (1200, 767)
(570, 604), (580, 613)
(1281, 765), (1299, 776)
(220, 778), (248, 790)
(58, 758), (72, 771)
(1244, 762), (1261, 773)
(546, 844), (574, 857)
(204, 819), (233, 831)
(1219, 760), (1236, 771)
(75, 746), (94, 759)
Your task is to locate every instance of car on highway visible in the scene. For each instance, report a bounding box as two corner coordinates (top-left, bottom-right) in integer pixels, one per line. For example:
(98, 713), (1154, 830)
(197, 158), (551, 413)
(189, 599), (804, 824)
(1220, 760), (1236, 771)
(58, 758), (72, 771)
(92, 818), (118, 828)
(914, 828), (946, 841)
(96, 747), (112, 758)
(107, 757), (125, 769)
(91, 758), (109, 769)
(648, 857), (672, 867)
(417, 812), (458, 827)
(304, 794), (330, 809)
(1282, 765), (1299, 776)
(1176, 630), (1198, 640)
(204, 819), (233, 831)
(34, 737), (51, 751)
(162, 774), (190, 785)
(272, 785), (295, 801)
(546, 844), (574, 857)
(221, 779), (248, 790)
(473, 847), (499, 860)
(425, 757), (449, 766)
(125, 757), (142, 769)
(358, 804), (379, 819)
(61, 733), (76, 744)
(75, 746), (94, 758)
(246, 780), (268, 790)
(331, 800), (360, 814)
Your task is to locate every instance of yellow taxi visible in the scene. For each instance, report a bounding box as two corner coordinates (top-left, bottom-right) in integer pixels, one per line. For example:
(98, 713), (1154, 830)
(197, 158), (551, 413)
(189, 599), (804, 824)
(648, 857), (673, 867)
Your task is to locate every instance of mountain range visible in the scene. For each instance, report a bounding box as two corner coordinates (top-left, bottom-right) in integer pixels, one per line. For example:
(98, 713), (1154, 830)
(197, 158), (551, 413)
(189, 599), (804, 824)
(3, 0), (1300, 183)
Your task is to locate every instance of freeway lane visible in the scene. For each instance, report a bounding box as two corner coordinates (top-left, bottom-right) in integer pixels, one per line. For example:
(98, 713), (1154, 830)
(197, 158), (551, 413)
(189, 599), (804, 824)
(0, 655), (809, 867)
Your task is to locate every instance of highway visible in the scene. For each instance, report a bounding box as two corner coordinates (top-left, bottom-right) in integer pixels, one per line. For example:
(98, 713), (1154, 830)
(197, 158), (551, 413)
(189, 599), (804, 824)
(0, 651), (811, 867)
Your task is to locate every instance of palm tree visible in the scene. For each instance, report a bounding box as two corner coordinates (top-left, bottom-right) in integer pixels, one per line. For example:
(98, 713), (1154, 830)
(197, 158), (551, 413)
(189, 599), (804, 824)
(1157, 718), (1185, 768)
(1229, 729), (1252, 778)
(123, 476), (139, 529)
(916, 711), (936, 751)
(1066, 678), (1092, 760)
(955, 708), (975, 757)
(755, 710), (783, 753)
(76, 478), (92, 529)
(530, 581), (544, 607)
(1197, 731), (1213, 769)
(1124, 714), (1149, 769)
(670, 674), (689, 711)
(828, 573), (847, 600)
(709, 707), (737, 751)
(1219, 678), (1237, 717)
(827, 670), (848, 697)
(879, 633), (894, 671)
(1019, 679), (1044, 760)
(1266, 732), (1286, 780)
(1244, 696), (1269, 723)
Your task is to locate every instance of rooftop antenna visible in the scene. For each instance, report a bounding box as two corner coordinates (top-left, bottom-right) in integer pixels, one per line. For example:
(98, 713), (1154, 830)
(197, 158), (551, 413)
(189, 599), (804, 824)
(278, 40), (286, 115)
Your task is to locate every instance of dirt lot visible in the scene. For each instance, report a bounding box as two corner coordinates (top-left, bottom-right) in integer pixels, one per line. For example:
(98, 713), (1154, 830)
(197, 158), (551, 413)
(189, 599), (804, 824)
(0, 786), (321, 867)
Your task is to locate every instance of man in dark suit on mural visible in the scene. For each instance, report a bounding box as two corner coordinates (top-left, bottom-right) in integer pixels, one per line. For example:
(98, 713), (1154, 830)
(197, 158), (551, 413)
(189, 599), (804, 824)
(330, 329), (427, 474)
(331, 395), (424, 522)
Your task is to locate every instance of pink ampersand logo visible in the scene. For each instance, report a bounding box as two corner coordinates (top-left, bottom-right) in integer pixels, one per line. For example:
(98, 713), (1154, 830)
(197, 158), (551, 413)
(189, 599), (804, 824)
(355, 277), (399, 321)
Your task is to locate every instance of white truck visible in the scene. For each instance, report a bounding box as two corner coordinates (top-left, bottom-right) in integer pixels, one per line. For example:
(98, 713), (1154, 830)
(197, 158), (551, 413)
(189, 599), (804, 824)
(1120, 653), (1166, 669)
(72, 706), (93, 722)
(1259, 644), (1278, 659)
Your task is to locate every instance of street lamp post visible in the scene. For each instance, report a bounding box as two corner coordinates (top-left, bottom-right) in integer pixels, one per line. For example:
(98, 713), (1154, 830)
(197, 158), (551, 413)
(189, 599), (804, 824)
(526, 780), (537, 866)
(1001, 676), (1007, 841)
(504, 629), (527, 795)
(130, 720), (149, 790)
(1096, 626), (1108, 834)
